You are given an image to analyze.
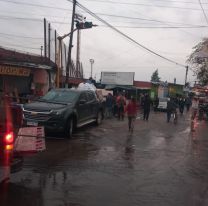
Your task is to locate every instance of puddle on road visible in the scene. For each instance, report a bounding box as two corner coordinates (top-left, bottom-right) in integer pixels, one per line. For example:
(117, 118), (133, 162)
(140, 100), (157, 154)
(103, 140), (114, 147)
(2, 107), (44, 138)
(179, 127), (191, 134)
(2, 117), (208, 206)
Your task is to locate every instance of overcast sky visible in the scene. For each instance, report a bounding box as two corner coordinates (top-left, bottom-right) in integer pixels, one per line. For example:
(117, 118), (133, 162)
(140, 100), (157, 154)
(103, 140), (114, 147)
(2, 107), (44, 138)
(1, 0), (208, 84)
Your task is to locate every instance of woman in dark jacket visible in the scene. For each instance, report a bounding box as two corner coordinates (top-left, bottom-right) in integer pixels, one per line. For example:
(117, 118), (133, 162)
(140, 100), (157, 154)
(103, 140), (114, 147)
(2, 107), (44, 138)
(143, 94), (151, 121)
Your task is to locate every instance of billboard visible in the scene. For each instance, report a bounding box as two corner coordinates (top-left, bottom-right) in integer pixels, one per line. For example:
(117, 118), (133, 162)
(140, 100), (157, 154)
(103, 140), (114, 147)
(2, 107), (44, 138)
(101, 72), (134, 85)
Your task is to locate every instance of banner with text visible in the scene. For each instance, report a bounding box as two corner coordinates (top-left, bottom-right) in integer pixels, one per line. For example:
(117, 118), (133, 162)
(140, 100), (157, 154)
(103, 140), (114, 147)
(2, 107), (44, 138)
(101, 72), (134, 85)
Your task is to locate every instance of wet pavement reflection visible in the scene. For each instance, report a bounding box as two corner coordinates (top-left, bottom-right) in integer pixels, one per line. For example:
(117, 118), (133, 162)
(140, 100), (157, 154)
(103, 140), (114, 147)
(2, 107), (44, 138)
(1, 112), (208, 206)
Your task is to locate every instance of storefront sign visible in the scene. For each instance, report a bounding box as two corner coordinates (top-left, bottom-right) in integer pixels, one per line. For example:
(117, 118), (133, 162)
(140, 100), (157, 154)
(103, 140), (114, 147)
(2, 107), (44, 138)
(0, 65), (30, 76)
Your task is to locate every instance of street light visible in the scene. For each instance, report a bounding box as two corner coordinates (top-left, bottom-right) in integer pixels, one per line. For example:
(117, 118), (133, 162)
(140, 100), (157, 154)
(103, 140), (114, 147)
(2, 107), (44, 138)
(89, 59), (94, 78)
(56, 28), (78, 88)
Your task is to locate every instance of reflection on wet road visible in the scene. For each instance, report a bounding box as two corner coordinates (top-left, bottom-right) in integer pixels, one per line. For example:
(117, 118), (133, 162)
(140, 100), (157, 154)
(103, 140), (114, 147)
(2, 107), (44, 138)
(1, 112), (208, 206)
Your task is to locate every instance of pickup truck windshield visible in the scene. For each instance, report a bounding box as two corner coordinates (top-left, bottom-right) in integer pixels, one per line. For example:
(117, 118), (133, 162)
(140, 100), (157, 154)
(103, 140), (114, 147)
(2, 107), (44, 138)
(40, 90), (78, 103)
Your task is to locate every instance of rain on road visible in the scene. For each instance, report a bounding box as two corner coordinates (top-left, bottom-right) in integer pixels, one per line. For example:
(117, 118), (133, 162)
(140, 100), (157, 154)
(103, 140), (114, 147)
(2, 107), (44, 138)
(1, 111), (208, 206)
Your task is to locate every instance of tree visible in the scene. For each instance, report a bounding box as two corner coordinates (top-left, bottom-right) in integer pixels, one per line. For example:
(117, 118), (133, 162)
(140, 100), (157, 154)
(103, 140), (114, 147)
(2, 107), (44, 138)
(151, 69), (160, 82)
(187, 38), (208, 86)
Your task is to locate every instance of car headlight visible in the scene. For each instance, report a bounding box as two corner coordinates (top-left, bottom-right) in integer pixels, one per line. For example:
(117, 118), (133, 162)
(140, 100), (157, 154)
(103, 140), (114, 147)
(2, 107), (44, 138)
(52, 110), (63, 116)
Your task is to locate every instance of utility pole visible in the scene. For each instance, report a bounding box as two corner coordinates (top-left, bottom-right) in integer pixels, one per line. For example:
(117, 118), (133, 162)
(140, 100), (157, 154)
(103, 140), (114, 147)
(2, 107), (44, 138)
(90, 59), (94, 78)
(44, 18), (47, 58)
(185, 65), (189, 86)
(48, 23), (51, 60)
(65, 0), (76, 88)
(40, 46), (43, 57)
(56, 28), (77, 88)
(76, 29), (81, 78)
(56, 38), (62, 88)
(55, 30), (57, 64)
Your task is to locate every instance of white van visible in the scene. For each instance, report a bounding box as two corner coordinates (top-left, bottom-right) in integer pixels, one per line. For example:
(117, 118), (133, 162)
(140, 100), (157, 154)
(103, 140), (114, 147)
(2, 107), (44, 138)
(157, 97), (168, 111)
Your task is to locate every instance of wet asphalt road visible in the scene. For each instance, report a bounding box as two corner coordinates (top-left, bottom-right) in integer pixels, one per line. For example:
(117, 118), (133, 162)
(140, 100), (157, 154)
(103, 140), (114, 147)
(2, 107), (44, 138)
(1, 111), (208, 206)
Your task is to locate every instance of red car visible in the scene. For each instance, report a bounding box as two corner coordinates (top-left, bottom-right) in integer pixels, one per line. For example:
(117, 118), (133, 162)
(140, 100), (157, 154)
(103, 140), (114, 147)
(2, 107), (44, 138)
(0, 95), (23, 184)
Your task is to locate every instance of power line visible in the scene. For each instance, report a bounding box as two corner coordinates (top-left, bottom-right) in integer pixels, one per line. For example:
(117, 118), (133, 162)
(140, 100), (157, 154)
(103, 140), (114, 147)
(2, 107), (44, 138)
(0, 0), (72, 11)
(56, 11), (70, 31)
(0, 37), (42, 46)
(0, 32), (43, 40)
(79, 2), (208, 37)
(198, 0), (208, 25)
(0, 46), (41, 57)
(0, 9), (72, 20)
(1, 14), (207, 29)
(95, 13), (205, 27)
(90, 2), (205, 38)
(94, 11), (207, 38)
(1, 14), (207, 30)
(100, 65), (188, 69)
(143, 0), (208, 4)
(75, 1), (186, 68)
(137, 10), (204, 39)
(80, 0), (204, 11)
(0, 6), (204, 27)
(83, 0), (208, 4)
(0, 0), (206, 12)
(0, 0), (206, 28)
(0, 42), (41, 50)
(0, 38), (42, 47)
(1, 10), (192, 26)
(87, 11), (208, 39)
(99, 25), (208, 29)
(0, 15), (71, 25)
(0, 15), (43, 22)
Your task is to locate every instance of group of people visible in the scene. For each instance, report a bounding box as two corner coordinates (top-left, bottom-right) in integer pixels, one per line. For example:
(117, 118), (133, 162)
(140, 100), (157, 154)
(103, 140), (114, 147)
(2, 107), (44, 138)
(105, 93), (137, 131)
(105, 93), (128, 120)
(104, 92), (196, 130)
(105, 92), (153, 131)
(166, 96), (192, 122)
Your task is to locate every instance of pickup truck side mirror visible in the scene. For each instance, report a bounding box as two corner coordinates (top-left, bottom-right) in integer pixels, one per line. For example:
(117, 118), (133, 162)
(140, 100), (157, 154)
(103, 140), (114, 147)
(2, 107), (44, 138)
(79, 99), (87, 105)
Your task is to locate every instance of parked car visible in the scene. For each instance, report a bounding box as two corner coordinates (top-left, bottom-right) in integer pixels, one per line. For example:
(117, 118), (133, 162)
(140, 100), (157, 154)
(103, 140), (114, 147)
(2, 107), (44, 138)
(23, 89), (103, 138)
(0, 96), (23, 184)
(157, 97), (168, 111)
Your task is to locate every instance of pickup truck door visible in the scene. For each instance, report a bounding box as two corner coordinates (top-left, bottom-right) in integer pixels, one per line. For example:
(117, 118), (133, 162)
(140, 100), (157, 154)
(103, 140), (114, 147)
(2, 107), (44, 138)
(77, 93), (89, 123)
(87, 91), (98, 119)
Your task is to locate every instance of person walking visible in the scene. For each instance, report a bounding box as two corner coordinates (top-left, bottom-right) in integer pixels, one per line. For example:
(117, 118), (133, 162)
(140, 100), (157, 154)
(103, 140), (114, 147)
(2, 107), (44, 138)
(117, 93), (126, 120)
(153, 96), (159, 112)
(143, 94), (151, 121)
(112, 94), (118, 117)
(185, 96), (192, 112)
(167, 97), (177, 123)
(191, 97), (199, 131)
(140, 94), (145, 111)
(126, 97), (137, 131)
(105, 93), (113, 118)
(178, 97), (185, 115)
(191, 97), (199, 120)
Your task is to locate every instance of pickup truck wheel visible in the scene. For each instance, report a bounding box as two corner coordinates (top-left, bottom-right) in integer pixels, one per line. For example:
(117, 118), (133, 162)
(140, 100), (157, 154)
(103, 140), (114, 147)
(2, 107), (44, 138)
(96, 111), (102, 125)
(66, 118), (73, 138)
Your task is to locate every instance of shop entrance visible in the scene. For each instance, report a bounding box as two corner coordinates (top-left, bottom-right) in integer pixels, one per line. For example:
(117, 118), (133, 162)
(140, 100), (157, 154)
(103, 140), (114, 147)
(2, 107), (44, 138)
(0, 75), (31, 95)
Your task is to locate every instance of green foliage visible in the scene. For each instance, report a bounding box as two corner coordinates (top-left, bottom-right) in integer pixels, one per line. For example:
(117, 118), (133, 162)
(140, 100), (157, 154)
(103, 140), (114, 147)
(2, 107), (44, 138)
(151, 69), (160, 82)
(187, 38), (208, 86)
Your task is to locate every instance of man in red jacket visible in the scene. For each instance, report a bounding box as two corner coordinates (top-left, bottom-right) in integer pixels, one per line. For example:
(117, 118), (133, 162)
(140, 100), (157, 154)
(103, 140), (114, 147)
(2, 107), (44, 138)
(126, 97), (137, 131)
(116, 93), (126, 120)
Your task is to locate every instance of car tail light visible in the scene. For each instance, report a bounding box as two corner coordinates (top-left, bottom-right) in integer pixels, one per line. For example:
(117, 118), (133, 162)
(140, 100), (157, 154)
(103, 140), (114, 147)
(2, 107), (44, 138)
(5, 144), (13, 150)
(4, 132), (14, 145)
